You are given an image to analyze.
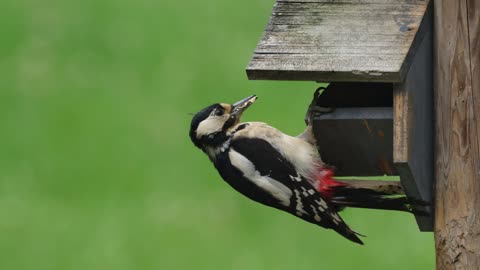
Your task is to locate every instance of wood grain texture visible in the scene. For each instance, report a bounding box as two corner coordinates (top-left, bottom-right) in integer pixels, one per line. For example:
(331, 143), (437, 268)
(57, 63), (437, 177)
(434, 0), (480, 269)
(393, 85), (409, 163)
(335, 179), (404, 195)
(247, 0), (430, 82)
(278, 0), (426, 2)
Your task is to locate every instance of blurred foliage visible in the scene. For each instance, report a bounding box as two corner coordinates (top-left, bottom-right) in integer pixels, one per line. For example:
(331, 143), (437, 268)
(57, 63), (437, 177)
(0, 0), (433, 269)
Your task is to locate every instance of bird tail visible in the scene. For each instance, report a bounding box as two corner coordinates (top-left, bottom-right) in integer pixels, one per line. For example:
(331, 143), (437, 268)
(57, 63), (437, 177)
(332, 225), (365, 245)
(315, 168), (428, 214)
(327, 181), (429, 245)
(328, 182), (429, 215)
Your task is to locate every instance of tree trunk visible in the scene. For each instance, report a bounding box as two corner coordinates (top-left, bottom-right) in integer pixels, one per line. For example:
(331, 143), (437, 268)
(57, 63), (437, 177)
(434, 0), (480, 269)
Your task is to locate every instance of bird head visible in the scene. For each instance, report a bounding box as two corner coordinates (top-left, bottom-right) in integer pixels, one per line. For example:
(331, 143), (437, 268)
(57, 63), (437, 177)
(189, 95), (257, 151)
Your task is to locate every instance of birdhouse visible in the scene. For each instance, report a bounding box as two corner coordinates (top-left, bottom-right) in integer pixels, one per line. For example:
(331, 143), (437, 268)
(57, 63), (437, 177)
(246, 0), (433, 231)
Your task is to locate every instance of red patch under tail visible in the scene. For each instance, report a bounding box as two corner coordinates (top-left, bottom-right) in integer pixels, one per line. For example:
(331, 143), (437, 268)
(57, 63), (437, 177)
(316, 168), (347, 201)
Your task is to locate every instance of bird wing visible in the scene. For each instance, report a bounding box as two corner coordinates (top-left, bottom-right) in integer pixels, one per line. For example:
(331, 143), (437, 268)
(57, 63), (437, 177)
(229, 137), (363, 245)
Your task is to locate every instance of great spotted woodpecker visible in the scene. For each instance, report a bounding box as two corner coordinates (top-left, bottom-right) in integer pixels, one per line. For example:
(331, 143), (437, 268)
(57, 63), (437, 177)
(189, 94), (422, 244)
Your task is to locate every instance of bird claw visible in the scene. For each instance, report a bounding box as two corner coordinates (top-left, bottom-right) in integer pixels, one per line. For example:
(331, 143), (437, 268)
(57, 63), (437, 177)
(305, 87), (334, 126)
(407, 198), (431, 216)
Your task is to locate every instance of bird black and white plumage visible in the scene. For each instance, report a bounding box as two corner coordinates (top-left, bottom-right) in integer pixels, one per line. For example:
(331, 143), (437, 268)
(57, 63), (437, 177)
(189, 95), (364, 244)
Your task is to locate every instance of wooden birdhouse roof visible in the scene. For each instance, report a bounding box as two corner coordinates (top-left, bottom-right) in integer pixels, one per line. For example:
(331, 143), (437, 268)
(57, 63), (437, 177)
(247, 0), (431, 82)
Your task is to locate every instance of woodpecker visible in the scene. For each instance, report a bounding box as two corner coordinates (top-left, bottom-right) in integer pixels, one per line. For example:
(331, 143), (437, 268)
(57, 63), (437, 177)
(189, 94), (424, 244)
(189, 94), (367, 244)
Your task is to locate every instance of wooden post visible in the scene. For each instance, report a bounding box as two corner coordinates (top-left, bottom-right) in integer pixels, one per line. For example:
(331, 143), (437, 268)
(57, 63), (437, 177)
(434, 0), (480, 269)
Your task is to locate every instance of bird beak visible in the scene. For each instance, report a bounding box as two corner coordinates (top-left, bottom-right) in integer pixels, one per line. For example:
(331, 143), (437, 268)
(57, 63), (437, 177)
(231, 95), (257, 118)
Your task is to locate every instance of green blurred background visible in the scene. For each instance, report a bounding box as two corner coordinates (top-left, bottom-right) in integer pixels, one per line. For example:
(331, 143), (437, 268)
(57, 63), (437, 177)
(0, 0), (434, 269)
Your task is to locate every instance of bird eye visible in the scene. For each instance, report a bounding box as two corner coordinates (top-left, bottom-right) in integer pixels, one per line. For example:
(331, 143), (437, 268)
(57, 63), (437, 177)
(215, 108), (224, 116)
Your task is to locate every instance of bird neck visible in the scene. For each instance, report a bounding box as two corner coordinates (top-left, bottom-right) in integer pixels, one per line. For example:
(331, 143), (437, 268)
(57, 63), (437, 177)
(202, 123), (250, 161)
(201, 133), (232, 161)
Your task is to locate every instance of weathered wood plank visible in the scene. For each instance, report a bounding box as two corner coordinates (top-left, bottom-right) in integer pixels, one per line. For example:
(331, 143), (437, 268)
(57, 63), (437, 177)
(273, 2), (426, 15)
(392, 86), (408, 163)
(255, 45), (410, 55)
(468, 0), (480, 177)
(248, 54), (402, 82)
(261, 31), (414, 45)
(434, 0), (480, 269)
(278, 0), (427, 3)
(247, 0), (430, 82)
(334, 179), (404, 195)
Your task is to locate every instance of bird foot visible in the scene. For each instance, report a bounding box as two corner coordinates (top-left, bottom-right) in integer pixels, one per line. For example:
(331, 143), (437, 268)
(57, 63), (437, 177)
(407, 198), (431, 216)
(305, 87), (334, 126)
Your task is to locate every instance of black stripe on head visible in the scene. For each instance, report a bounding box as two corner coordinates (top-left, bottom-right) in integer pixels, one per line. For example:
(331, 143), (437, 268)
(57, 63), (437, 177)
(190, 104), (219, 148)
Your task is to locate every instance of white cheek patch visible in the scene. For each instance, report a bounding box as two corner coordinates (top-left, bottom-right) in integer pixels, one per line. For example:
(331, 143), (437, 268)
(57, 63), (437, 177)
(196, 116), (225, 138)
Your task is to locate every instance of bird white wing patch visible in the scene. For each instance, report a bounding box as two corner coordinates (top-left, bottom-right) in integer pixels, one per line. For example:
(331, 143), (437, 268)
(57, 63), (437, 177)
(293, 190), (308, 216)
(229, 149), (292, 206)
